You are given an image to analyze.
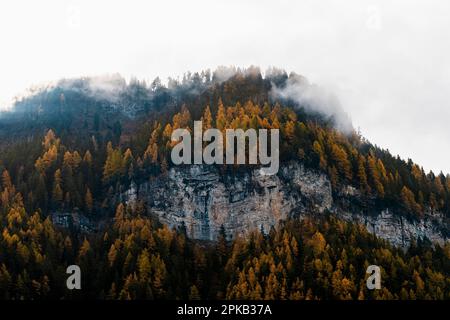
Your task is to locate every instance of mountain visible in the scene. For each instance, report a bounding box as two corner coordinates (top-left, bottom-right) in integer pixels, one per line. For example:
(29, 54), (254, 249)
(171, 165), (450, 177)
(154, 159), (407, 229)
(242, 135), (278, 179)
(0, 66), (448, 300)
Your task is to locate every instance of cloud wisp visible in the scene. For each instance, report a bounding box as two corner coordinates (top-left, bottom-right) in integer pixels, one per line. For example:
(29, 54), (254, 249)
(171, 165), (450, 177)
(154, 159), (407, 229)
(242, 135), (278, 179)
(270, 74), (353, 134)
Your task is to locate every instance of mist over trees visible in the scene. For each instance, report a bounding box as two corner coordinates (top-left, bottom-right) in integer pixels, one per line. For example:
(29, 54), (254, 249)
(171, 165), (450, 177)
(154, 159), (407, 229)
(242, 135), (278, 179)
(0, 66), (448, 299)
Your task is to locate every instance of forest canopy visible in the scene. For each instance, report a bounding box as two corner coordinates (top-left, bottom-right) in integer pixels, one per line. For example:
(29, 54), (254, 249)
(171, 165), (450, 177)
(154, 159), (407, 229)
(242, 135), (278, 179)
(0, 67), (448, 300)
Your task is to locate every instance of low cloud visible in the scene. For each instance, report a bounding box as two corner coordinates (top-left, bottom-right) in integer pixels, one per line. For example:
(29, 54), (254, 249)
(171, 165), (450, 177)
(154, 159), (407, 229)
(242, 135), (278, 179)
(212, 65), (263, 83)
(58, 74), (127, 103)
(212, 66), (238, 83)
(270, 73), (353, 134)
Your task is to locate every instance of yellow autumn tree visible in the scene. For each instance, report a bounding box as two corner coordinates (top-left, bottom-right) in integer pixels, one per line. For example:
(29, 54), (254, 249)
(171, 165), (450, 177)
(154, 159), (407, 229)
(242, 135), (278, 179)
(201, 105), (213, 131)
(401, 186), (422, 215)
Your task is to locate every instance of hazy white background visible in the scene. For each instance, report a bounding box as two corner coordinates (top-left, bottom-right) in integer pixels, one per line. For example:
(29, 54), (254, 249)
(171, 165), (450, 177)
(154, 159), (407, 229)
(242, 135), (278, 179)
(0, 0), (449, 174)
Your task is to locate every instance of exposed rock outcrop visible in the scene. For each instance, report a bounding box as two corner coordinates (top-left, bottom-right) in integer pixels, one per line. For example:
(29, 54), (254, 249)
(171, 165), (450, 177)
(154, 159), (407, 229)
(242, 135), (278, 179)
(122, 162), (449, 248)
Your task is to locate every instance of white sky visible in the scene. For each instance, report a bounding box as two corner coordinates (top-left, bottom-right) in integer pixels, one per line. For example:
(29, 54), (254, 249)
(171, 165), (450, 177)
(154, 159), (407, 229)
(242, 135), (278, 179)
(0, 0), (449, 174)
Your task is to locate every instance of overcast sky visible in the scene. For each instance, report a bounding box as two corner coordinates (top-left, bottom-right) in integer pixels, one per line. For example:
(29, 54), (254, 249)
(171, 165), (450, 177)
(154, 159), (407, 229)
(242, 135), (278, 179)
(0, 0), (449, 174)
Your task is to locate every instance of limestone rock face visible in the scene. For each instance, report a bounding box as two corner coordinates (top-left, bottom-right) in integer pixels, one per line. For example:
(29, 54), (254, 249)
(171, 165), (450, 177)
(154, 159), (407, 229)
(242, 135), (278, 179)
(122, 162), (449, 247)
(337, 209), (447, 247)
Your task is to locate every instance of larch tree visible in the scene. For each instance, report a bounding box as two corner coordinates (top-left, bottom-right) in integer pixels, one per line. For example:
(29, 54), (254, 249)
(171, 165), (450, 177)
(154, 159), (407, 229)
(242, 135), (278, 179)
(201, 105), (213, 131)
(216, 98), (227, 131)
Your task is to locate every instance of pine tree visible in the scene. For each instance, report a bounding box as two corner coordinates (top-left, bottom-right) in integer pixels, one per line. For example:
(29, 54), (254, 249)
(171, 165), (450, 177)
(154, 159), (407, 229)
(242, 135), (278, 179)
(85, 187), (93, 213)
(189, 285), (201, 300)
(357, 155), (370, 194)
(52, 169), (63, 207)
(313, 141), (327, 170)
(367, 155), (385, 197)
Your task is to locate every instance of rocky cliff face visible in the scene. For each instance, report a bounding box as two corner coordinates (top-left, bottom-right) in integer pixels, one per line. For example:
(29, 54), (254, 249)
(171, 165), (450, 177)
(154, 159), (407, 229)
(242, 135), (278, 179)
(121, 162), (449, 248)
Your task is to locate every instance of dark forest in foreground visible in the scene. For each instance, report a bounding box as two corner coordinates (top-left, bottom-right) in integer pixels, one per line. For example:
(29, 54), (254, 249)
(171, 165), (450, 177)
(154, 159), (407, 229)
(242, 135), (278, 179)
(0, 196), (449, 299)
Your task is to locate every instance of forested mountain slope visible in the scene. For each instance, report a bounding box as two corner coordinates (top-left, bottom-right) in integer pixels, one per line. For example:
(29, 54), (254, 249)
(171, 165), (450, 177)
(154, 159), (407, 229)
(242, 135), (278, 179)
(0, 67), (448, 299)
